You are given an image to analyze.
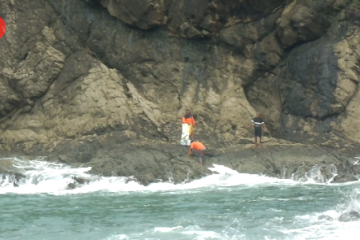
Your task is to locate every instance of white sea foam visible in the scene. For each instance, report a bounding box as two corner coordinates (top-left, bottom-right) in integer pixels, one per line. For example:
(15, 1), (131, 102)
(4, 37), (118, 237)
(291, 164), (338, 184)
(0, 157), (296, 195)
(182, 230), (222, 239)
(103, 234), (129, 240)
(154, 226), (183, 232)
(0, 157), (358, 195)
(105, 225), (224, 240)
(279, 188), (360, 240)
(2, 158), (360, 240)
(281, 219), (360, 240)
(338, 188), (360, 217)
(153, 225), (223, 240)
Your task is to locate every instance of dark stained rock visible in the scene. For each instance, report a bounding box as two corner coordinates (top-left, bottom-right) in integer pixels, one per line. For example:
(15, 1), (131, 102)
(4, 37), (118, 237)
(280, 37), (341, 120)
(46, 135), (359, 185)
(253, 32), (284, 69)
(219, 9), (282, 52)
(73, 177), (90, 185)
(67, 182), (76, 190)
(208, 144), (351, 180)
(82, 141), (211, 185)
(87, 0), (285, 37)
(98, 0), (169, 30)
(66, 177), (90, 190)
(276, 3), (330, 48)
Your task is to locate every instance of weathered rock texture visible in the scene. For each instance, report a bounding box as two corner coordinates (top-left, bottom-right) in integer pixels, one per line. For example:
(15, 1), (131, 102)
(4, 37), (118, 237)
(0, 0), (360, 184)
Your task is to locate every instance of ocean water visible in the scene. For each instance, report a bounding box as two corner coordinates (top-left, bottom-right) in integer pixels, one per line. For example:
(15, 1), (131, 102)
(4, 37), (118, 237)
(1, 158), (360, 240)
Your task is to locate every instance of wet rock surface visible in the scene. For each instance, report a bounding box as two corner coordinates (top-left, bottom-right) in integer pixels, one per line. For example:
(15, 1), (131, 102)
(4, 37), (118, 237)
(0, 0), (360, 184)
(49, 136), (358, 185)
(0, 158), (25, 187)
(339, 211), (360, 222)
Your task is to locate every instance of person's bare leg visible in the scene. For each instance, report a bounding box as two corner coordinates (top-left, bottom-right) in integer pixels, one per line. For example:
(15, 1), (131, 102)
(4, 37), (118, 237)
(189, 125), (194, 140)
(199, 150), (204, 165)
(258, 137), (262, 148)
(254, 137), (258, 148)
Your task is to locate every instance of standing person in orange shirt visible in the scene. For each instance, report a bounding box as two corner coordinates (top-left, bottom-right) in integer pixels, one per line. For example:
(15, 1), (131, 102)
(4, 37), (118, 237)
(188, 140), (206, 165)
(182, 109), (196, 140)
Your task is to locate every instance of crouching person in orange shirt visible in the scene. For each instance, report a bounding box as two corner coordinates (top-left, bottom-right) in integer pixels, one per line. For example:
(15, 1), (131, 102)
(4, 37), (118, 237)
(188, 140), (206, 165)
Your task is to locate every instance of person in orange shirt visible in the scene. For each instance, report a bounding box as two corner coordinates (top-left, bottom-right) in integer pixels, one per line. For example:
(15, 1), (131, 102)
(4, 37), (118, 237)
(188, 140), (206, 165)
(182, 109), (196, 140)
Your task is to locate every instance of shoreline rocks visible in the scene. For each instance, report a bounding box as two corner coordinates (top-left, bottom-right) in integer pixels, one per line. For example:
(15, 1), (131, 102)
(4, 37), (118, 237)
(1, 138), (359, 186)
(48, 137), (360, 185)
(0, 0), (360, 186)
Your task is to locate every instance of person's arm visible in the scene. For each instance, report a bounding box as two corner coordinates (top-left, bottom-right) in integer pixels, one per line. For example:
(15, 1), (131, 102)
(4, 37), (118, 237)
(262, 123), (268, 132)
(248, 119), (254, 129)
(182, 117), (185, 123)
(189, 142), (194, 155)
(191, 116), (195, 126)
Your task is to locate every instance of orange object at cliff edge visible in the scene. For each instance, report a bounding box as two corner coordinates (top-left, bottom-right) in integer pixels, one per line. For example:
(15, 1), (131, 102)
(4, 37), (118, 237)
(190, 141), (205, 151)
(182, 114), (195, 126)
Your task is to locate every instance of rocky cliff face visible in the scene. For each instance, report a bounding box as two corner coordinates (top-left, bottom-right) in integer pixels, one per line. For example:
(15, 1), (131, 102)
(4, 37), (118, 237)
(0, 0), (360, 184)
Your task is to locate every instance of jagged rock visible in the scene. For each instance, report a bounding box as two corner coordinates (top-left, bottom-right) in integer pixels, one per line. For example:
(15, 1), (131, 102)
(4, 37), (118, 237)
(332, 174), (358, 183)
(67, 182), (76, 190)
(72, 177), (89, 185)
(219, 9), (282, 52)
(66, 177), (90, 190)
(1, 173), (21, 187)
(167, 0), (284, 37)
(85, 141), (211, 185)
(276, 2), (330, 48)
(280, 29), (358, 120)
(253, 32), (284, 69)
(98, 0), (169, 30)
(339, 211), (360, 222)
(0, 160), (26, 181)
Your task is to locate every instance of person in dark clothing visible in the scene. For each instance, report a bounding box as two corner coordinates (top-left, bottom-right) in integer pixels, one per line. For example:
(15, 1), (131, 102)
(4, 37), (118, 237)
(249, 112), (267, 148)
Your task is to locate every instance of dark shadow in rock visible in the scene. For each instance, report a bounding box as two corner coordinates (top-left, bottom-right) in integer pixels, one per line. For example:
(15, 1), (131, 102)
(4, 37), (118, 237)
(204, 150), (215, 157)
(238, 139), (253, 144)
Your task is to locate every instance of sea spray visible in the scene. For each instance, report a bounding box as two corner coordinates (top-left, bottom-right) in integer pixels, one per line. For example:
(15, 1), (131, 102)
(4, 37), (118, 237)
(1, 158), (297, 195)
(291, 164), (338, 183)
(1, 157), (360, 240)
(1, 157), (351, 196)
(336, 188), (360, 221)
